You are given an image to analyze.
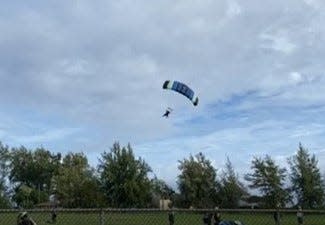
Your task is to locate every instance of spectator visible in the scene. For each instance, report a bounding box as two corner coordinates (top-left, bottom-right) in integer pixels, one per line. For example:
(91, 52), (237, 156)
(219, 220), (244, 225)
(46, 208), (57, 224)
(51, 208), (57, 223)
(168, 210), (175, 225)
(213, 207), (221, 225)
(273, 211), (280, 225)
(17, 212), (37, 225)
(297, 206), (304, 225)
(203, 212), (213, 225)
(273, 203), (281, 225)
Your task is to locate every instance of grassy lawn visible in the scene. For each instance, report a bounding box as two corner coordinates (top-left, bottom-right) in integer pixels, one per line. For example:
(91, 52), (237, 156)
(1, 211), (324, 225)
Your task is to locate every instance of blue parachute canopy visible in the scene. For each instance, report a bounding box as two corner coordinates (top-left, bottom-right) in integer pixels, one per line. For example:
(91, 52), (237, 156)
(162, 80), (199, 106)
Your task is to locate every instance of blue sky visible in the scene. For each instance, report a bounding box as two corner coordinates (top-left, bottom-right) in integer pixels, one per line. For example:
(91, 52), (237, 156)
(1, 0), (325, 189)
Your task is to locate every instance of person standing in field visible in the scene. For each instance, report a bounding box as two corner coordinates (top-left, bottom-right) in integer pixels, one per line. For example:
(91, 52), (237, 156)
(273, 210), (281, 225)
(168, 210), (175, 225)
(273, 203), (281, 225)
(46, 208), (57, 224)
(51, 208), (57, 223)
(297, 206), (304, 225)
(213, 206), (221, 225)
(203, 212), (213, 225)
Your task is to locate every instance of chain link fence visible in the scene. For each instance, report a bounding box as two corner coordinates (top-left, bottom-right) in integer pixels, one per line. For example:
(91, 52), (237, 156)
(1, 208), (325, 225)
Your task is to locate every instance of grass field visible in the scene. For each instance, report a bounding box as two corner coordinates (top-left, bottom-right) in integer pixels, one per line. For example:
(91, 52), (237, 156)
(1, 210), (324, 225)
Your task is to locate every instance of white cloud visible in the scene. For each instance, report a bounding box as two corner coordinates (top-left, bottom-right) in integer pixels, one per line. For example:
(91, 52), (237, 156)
(289, 124), (325, 138)
(60, 59), (93, 77)
(303, 0), (325, 9)
(136, 119), (325, 187)
(227, 1), (242, 18)
(260, 32), (297, 54)
(10, 127), (80, 144)
(289, 72), (303, 84)
(1, 0), (325, 186)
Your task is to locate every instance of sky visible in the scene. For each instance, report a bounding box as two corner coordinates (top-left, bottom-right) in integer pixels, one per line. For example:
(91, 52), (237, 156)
(1, 0), (325, 189)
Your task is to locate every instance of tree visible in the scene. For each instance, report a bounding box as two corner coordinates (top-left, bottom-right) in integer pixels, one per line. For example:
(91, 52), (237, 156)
(98, 142), (152, 208)
(288, 143), (325, 209)
(151, 177), (175, 200)
(52, 152), (104, 208)
(9, 146), (61, 206)
(150, 177), (175, 208)
(0, 142), (11, 208)
(9, 146), (34, 187)
(12, 184), (34, 208)
(218, 157), (247, 208)
(177, 152), (218, 208)
(245, 155), (290, 208)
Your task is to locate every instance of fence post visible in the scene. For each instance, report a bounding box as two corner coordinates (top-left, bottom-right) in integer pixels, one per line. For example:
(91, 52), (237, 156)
(99, 208), (104, 225)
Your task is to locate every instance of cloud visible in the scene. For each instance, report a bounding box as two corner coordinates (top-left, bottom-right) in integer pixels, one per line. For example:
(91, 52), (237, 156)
(289, 72), (303, 84)
(260, 32), (297, 54)
(135, 117), (325, 187)
(303, 0), (325, 8)
(1, 0), (325, 188)
(9, 127), (80, 144)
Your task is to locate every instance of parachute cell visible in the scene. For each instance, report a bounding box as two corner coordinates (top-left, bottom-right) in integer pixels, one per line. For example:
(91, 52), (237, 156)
(163, 80), (199, 106)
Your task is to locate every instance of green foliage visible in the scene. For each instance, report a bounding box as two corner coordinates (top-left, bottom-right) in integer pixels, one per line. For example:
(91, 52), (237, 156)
(288, 143), (325, 209)
(53, 152), (104, 208)
(98, 142), (152, 208)
(218, 157), (247, 208)
(245, 155), (290, 208)
(0, 142), (11, 208)
(150, 177), (175, 200)
(150, 177), (175, 208)
(12, 184), (34, 208)
(2, 140), (325, 210)
(177, 152), (218, 208)
(9, 146), (61, 207)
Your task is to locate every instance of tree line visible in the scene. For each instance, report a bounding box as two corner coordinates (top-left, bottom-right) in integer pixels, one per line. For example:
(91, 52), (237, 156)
(0, 141), (324, 209)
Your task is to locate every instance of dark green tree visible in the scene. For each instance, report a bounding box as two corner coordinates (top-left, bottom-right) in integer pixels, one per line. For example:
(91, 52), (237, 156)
(0, 142), (11, 208)
(12, 184), (34, 208)
(288, 144), (325, 209)
(9, 146), (61, 206)
(150, 177), (175, 208)
(245, 155), (290, 208)
(177, 152), (218, 208)
(218, 157), (247, 208)
(52, 152), (104, 208)
(9, 146), (33, 187)
(151, 177), (175, 200)
(98, 142), (152, 208)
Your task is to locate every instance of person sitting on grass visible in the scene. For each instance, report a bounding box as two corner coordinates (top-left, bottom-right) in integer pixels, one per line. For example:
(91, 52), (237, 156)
(219, 220), (245, 225)
(17, 212), (37, 225)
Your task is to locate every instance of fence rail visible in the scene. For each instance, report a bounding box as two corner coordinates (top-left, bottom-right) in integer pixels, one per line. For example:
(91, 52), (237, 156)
(1, 208), (325, 225)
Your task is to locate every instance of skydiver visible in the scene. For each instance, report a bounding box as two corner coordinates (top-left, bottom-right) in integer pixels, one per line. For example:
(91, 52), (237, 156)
(163, 107), (173, 118)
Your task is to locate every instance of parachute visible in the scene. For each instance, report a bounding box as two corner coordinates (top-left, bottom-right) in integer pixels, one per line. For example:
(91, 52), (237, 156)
(162, 80), (199, 106)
